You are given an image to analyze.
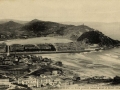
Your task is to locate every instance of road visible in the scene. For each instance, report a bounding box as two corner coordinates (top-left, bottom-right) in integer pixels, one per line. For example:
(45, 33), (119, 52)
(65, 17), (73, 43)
(0, 50), (91, 55)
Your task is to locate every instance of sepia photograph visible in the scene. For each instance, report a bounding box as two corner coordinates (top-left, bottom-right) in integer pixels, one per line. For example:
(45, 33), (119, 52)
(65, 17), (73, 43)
(0, 0), (120, 90)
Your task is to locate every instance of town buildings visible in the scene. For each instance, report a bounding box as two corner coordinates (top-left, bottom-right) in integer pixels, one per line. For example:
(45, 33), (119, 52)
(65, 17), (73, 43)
(0, 76), (11, 89)
(17, 74), (62, 88)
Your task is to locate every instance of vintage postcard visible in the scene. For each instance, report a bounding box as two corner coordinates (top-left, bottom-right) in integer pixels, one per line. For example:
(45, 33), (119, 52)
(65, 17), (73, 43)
(0, 0), (120, 90)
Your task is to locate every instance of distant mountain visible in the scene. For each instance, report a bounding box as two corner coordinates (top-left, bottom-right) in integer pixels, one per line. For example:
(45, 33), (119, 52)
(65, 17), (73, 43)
(0, 19), (28, 24)
(61, 22), (120, 40)
(0, 19), (118, 43)
(0, 21), (23, 35)
(77, 31), (120, 46)
(23, 19), (65, 35)
(23, 19), (94, 39)
(0, 19), (95, 40)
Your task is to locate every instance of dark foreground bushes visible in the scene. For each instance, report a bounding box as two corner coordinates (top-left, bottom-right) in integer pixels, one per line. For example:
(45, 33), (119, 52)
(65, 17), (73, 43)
(112, 76), (120, 84)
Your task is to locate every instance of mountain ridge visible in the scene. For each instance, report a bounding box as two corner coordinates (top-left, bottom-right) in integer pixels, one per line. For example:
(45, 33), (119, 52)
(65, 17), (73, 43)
(0, 19), (94, 40)
(0, 19), (119, 47)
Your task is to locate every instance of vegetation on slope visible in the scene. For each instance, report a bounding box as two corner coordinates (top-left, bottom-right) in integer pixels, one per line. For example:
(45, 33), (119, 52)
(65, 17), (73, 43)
(77, 30), (120, 46)
(0, 19), (94, 40)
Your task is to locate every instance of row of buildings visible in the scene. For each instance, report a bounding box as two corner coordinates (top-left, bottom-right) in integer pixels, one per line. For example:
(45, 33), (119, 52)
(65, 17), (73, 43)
(17, 74), (75, 88)
(18, 74), (62, 88)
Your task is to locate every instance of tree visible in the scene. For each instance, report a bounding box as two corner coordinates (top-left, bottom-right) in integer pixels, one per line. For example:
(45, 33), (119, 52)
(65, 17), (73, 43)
(113, 76), (120, 84)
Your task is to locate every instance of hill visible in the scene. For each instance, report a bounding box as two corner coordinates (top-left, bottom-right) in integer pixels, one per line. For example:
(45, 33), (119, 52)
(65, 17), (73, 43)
(61, 22), (120, 40)
(77, 31), (120, 46)
(0, 19), (94, 40)
(1, 19), (118, 42)
(0, 21), (24, 38)
(23, 19), (94, 39)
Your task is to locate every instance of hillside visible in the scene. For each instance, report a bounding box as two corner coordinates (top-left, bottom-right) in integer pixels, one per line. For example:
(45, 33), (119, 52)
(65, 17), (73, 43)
(23, 19), (94, 39)
(0, 21), (23, 30)
(0, 19), (119, 46)
(77, 31), (120, 46)
(61, 22), (120, 40)
(0, 21), (24, 37)
(0, 19), (94, 40)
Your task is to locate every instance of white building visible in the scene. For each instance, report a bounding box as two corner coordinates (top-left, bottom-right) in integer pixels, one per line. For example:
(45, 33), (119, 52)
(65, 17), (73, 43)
(0, 78), (11, 88)
(52, 70), (58, 75)
(18, 75), (62, 88)
(18, 76), (37, 87)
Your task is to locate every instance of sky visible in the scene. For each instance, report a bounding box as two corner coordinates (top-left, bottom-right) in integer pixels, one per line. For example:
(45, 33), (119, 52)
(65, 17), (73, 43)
(0, 0), (120, 40)
(0, 0), (120, 22)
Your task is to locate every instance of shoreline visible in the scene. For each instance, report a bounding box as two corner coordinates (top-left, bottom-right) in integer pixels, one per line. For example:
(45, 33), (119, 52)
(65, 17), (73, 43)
(0, 47), (116, 55)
